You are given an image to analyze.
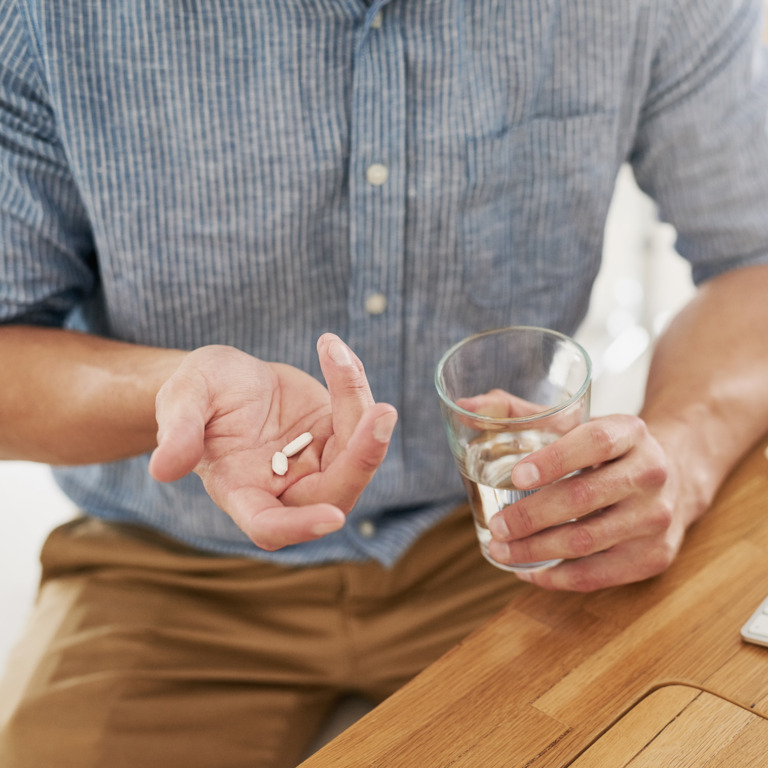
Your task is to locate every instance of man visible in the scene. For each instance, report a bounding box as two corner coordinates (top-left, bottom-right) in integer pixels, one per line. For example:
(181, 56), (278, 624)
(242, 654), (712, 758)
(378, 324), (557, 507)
(1, 1), (767, 766)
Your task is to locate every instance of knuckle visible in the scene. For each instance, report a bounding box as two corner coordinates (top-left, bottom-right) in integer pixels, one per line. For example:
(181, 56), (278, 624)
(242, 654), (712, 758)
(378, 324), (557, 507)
(647, 500), (675, 533)
(510, 536), (539, 565)
(642, 544), (675, 577)
(565, 475), (596, 511)
(512, 499), (538, 537)
(637, 461), (669, 490)
(248, 533), (281, 552)
(651, 451), (670, 484)
(518, 539), (539, 564)
(544, 444), (567, 479)
(622, 413), (647, 441)
(237, 507), (286, 552)
(341, 377), (371, 399)
(355, 451), (382, 474)
(632, 434), (669, 486)
(567, 568), (603, 593)
(590, 414), (647, 460)
(566, 524), (597, 558)
(590, 420), (621, 458)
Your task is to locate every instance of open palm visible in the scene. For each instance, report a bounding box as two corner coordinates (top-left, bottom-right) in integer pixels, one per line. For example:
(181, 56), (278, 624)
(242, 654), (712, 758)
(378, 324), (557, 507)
(149, 334), (397, 550)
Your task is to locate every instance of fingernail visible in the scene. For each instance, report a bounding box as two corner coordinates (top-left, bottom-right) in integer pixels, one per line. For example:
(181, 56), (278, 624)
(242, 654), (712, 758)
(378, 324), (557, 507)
(489, 514), (510, 539)
(311, 519), (344, 536)
(512, 462), (540, 488)
(487, 539), (511, 564)
(373, 411), (398, 443)
(329, 339), (354, 366)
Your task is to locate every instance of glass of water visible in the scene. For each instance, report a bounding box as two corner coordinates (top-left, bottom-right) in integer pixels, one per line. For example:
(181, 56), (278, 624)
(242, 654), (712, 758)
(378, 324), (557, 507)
(435, 326), (591, 573)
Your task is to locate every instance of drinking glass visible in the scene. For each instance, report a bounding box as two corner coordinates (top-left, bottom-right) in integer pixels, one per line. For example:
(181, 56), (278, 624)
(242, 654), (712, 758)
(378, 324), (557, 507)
(435, 326), (591, 573)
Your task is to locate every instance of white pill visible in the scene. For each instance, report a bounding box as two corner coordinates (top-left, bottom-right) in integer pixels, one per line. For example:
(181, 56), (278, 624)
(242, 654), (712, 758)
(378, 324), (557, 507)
(271, 451), (288, 476)
(282, 431), (313, 458)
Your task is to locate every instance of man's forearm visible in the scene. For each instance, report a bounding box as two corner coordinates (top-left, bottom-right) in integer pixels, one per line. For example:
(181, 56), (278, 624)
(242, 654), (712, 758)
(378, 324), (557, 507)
(0, 325), (187, 465)
(640, 263), (768, 525)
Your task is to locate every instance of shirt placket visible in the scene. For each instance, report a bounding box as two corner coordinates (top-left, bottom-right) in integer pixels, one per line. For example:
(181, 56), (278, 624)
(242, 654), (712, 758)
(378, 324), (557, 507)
(346, 0), (405, 411)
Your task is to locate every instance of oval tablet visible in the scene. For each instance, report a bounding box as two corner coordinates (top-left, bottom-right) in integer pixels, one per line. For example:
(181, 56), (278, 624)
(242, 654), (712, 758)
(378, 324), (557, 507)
(282, 432), (313, 457)
(271, 451), (288, 476)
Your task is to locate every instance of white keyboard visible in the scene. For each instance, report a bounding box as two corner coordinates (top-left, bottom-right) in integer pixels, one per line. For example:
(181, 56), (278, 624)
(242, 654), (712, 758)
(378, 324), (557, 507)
(741, 594), (768, 647)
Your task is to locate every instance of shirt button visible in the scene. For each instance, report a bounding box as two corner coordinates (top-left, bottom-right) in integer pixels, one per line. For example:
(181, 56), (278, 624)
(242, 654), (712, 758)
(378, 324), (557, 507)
(364, 292), (388, 315)
(366, 163), (389, 186)
(358, 520), (376, 538)
(371, 11), (383, 29)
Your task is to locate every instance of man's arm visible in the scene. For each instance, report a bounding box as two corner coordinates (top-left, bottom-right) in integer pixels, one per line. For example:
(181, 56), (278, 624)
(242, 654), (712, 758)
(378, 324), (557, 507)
(640, 262), (768, 526)
(0, 325), (187, 465)
(0, 325), (398, 549)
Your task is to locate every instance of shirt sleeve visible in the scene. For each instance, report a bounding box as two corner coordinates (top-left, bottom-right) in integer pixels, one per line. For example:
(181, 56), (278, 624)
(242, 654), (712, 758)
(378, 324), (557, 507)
(630, 0), (768, 285)
(0, 3), (97, 327)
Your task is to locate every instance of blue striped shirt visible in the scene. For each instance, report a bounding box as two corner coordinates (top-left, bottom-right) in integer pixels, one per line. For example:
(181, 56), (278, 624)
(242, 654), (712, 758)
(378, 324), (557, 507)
(2, 0), (768, 565)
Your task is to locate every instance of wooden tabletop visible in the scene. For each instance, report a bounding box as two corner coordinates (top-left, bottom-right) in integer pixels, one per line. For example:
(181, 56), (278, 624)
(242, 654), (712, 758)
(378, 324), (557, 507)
(299, 437), (768, 767)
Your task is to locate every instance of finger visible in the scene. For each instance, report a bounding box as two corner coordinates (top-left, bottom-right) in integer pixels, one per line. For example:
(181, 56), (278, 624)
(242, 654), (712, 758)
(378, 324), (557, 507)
(282, 402), (398, 512)
(225, 486), (347, 550)
(456, 389), (543, 418)
(491, 435), (670, 543)
(489, 497), (672, 567)
(487, 469), (609, 543)
(149, 369), (209, 483)
(513, 535), (679, 592)
(317, 334), (375, 444)
(510, 414), (645, 490)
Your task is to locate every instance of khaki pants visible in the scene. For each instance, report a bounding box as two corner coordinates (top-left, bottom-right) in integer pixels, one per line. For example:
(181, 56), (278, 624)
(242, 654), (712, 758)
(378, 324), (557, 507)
(0, 508), (522, 768)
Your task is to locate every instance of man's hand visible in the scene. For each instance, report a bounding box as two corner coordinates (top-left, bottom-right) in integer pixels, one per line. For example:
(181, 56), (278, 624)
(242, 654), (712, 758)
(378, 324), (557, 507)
(474, 265), (768, 592)
(486, 414), (679, 591)
(149, 334), (397, 550)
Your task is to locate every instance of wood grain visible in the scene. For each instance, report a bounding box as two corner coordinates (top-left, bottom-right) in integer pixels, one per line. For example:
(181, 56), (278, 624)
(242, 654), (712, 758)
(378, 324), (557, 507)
(299, 438), (768, 767)
(571, 686), (768, 767)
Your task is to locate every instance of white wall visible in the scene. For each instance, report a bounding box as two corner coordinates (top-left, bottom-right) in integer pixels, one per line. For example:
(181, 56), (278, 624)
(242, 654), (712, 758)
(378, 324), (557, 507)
(0, 462), (75, 676)
(576, 166), (694, 416)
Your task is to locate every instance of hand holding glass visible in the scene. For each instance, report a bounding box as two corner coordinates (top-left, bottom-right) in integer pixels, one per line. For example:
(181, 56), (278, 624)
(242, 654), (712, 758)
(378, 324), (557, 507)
(435, 326), (591, 573)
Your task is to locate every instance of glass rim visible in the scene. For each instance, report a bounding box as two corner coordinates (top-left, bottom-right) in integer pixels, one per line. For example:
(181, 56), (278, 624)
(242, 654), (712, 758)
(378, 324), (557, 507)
(434, 325), (592, 424)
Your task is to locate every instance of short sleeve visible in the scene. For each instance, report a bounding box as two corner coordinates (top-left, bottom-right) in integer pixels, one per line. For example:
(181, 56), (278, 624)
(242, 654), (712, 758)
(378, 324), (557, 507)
(630, 0), (768, 285)
(0, 2), (97, 326)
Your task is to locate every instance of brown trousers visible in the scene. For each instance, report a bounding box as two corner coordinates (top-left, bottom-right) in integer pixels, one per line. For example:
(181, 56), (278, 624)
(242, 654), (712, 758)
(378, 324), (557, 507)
(0, 508), (522, 768)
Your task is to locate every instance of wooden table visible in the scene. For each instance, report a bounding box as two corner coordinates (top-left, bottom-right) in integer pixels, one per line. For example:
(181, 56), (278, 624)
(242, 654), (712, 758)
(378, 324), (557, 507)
(299, 437), (768, 767)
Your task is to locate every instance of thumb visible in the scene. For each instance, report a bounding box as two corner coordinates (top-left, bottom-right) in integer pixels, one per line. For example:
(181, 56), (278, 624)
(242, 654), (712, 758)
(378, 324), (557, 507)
(148, 367), (209, 483)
